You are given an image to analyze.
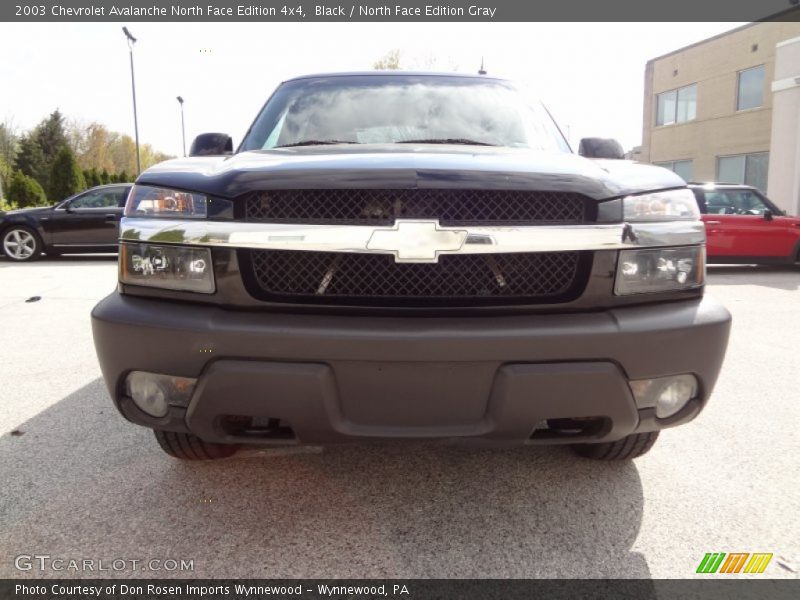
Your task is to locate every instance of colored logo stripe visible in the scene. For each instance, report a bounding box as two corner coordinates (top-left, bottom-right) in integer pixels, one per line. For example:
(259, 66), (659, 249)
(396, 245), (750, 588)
(744, 553), (773, 574)
(697, 552), (773, 574)
(697, 553), (726, 573)
(719, 553), (749, 573)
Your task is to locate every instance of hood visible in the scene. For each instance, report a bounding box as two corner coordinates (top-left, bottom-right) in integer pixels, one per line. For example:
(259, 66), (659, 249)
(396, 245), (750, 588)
(137, 145), (685, 200)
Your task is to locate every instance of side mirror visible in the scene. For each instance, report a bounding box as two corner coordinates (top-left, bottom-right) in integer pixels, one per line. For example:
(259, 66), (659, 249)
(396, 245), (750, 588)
(189, 133), (233, 157)
(763, 209), (773, 221)
(578, 138), (625, 160)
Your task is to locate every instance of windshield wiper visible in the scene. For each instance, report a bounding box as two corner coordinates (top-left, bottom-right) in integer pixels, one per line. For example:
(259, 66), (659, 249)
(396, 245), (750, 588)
(396, 138), (498, 146)
(275, 140), (359, 148)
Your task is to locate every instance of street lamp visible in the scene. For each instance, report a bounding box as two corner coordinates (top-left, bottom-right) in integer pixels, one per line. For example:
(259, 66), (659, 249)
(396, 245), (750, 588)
(122, 26), (141, 176)
(176, 96), (186, 157)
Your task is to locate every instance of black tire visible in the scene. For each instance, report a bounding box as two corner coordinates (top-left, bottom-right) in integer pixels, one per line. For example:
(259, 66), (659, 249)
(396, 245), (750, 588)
(153, 429), (239, 460)
(572, 431), (659, 460)
(1, 226), (42, 261)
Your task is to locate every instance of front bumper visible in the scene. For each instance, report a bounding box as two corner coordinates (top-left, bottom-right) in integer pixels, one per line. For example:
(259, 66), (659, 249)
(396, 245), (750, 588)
(91, 294), (731, 446)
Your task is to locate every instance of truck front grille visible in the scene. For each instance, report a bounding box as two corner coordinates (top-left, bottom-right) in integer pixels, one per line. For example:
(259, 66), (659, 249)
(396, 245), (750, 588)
(241, 250), (591, 307)
(243, 189), (590, 225)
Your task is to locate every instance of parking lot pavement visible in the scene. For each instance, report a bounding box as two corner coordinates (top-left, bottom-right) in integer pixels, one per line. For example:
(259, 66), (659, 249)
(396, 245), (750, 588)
(0, 258), (798, 579)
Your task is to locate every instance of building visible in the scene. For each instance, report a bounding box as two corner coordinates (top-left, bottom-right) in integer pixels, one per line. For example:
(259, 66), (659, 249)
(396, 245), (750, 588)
(640, 21), (800, 215)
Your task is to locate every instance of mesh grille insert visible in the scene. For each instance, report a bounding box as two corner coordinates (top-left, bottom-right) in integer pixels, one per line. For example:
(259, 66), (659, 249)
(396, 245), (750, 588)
(243, 250), (589, 307)
(243, 189), (589, 225)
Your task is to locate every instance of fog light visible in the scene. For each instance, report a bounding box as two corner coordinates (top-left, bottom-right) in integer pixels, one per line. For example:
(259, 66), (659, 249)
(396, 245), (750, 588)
(125, 371), (198, 417)
(629, 374), (698, 419)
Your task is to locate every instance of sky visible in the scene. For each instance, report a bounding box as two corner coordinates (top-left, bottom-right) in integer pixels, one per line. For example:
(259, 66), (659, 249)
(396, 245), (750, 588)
(0, 22), (745, 158)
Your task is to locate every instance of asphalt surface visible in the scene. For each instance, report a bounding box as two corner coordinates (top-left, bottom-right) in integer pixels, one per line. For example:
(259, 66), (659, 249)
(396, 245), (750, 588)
(0, 256), (798, 579)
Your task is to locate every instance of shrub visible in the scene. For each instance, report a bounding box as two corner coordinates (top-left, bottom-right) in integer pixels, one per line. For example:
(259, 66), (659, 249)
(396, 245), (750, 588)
(8, 170), (48, 208)
(49, 146), (86, 202)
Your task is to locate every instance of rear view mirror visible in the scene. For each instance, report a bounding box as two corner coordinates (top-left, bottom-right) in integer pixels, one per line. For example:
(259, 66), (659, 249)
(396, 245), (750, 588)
(189, 133), (233, 156)
(578, 138), (625, 160)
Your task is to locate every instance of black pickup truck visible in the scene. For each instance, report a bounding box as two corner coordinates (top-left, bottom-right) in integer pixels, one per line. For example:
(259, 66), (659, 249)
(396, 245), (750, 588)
(91, 72), (731, 461)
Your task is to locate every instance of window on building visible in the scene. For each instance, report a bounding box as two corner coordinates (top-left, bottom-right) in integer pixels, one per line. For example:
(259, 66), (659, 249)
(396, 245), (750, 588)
(676, 85), (697, 122)
(655, 159), (694, 182)
(656, 84), (697, 126)
(736, 65), (765, 111)
(716, 152), (769, 191)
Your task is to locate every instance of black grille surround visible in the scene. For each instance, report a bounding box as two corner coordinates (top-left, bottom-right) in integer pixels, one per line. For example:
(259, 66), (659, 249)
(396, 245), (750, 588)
(242, 188), (592, 226)
(240, 249), (593, 308)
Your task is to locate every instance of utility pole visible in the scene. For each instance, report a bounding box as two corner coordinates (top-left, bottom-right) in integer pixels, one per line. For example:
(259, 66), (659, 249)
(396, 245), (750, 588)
(122, 27), (141, 175)
(177, 96), (186, 157)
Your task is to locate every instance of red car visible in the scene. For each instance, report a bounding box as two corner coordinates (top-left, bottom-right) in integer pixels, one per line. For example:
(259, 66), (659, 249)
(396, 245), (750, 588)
(689, 183), (800, 265)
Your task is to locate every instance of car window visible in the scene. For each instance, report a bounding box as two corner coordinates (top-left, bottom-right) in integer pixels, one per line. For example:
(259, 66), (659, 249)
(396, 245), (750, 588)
(70, 189), (122, 209)
(115, 188), (131, 208)
(691, 190), (707, 214)
(242, 75), (571, 153)
(703, 190), (769, 216)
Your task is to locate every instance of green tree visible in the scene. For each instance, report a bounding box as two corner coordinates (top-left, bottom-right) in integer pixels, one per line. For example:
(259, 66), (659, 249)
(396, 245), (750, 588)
(0, 157), (12, 201)
(8, 170), (47, 208)
(14, 133), (46, 181)
(14, 110), (69, 195)
(0, 121), (18, 167)
(118, 170), (130, 183)
(373, 49), (402, 70)
(100, 168), (110, 184)
(82, 167), (101, 188)
(49, 146), (86, 202)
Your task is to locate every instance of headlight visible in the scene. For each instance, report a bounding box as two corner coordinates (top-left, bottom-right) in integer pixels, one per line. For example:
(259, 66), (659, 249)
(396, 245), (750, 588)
(623, 189), (699, 222)
(120, 242), (215, 294)
(124, 184), (234, 219)
(125, 185), (208, 218)
(615, 245), (704, 295)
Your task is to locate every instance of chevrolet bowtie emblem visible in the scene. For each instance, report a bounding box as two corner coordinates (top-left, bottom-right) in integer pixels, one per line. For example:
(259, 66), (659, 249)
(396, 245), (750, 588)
(367, 220), (468, 263)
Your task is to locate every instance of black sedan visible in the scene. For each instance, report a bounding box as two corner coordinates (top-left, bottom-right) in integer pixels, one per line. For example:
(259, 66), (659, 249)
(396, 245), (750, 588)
(0, 184), (131, 261)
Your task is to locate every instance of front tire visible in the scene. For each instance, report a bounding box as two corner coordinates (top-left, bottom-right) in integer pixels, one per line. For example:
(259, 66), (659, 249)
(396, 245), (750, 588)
(153, 430), (239, 460)
(2, 226), (42, 261)
(572, 431), (659, 460)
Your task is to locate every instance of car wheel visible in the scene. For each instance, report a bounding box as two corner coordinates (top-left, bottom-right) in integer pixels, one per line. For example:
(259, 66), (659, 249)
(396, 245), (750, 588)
(2, 226), (42, 261)
(153, 429), (239, 460)
(571, 431), (659, 460)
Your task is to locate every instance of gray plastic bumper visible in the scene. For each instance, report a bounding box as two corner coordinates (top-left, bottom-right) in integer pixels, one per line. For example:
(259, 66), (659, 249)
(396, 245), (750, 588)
(92, 294), (731, 445)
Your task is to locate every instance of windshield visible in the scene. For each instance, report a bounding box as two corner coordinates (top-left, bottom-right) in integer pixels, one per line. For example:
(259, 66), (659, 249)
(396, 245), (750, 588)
(240, 74), (570, 152)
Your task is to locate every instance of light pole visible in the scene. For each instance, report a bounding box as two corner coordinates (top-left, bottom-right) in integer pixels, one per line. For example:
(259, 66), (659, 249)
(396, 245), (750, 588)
(176, 96), (186, 157)
(122, 26), (141, 176)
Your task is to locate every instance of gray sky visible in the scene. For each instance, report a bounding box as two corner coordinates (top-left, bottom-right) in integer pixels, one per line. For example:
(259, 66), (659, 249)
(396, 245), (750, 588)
(0, 22), (743, 157)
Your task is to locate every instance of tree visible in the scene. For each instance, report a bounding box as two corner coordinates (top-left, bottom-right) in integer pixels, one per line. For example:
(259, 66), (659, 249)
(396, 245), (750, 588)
(0, 121), (18, 167)
(49, 146), (86, 202)
(107, 134), (138, 175)
(82, 167), (101, 188)
(0, 157), (12, 201)
(100, 168), (110, 184)
(14, 110), (69, 195)
(118, 170), (130, 183)
(14, 133), (46, 181)
(8, 170), (47, 208)
(373, 49), (402, 70)
(88, 167), (101, 187)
